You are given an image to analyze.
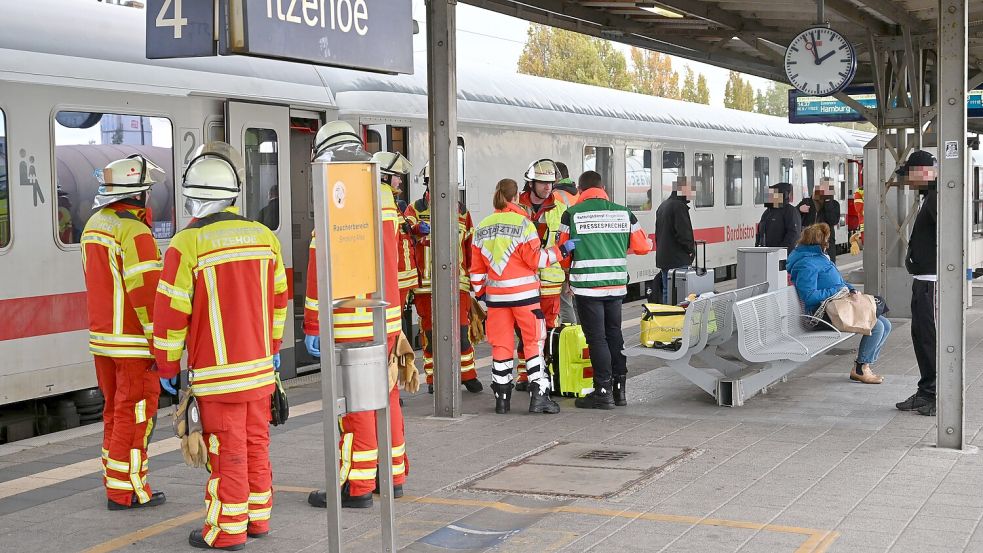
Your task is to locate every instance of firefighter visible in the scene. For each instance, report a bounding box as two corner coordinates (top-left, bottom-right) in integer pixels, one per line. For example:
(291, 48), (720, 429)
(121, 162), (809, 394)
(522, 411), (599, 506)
(403, 163), (481, 393)
(81, 154), (166, 511)
(153, 142), (288, 550)
(471, 178), (575, 415)
(304, 123), (408, 509)
(515, 159), (565, 390)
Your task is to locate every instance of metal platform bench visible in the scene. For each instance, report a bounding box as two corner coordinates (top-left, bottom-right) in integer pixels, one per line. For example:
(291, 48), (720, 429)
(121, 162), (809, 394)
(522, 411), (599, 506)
(727, 286), (854, 406)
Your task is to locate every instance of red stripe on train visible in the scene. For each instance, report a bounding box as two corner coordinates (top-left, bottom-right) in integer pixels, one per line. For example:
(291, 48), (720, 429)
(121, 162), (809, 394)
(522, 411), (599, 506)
(0, 292), (89, 341)
(0, 267), (295, 341)
(648, 226), (729, 249)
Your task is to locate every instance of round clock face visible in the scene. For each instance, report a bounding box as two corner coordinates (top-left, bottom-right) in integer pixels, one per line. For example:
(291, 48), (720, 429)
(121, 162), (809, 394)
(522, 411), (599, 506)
(784, 26), (857, 96)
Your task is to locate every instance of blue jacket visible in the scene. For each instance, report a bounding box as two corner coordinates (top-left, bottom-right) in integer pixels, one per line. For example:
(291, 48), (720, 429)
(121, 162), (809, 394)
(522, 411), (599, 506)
(786, 244), (853, 314)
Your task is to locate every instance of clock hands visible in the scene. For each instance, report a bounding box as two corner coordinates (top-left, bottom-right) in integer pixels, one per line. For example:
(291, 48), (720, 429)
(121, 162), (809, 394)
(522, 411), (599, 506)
(816, 50), (837, 64)
(809, 32), (820, 64)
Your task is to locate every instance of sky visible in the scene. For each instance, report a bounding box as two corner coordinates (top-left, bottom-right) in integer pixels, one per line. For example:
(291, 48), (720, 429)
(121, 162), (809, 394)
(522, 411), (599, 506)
(410, 1), (775, 108)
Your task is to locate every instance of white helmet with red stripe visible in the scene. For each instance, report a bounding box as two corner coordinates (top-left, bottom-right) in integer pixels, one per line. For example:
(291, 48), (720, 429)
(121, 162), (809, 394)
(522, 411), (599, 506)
(524, 158), (557, 183)
(95, 154), (163, 196)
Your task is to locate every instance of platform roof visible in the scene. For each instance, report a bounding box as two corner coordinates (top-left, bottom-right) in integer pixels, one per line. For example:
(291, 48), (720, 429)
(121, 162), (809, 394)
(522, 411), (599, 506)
(464, 0), (983, 86)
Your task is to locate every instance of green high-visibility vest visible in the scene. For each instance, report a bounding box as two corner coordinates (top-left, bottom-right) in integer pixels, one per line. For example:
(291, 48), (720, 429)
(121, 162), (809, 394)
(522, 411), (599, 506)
(562, 198), (637, 293)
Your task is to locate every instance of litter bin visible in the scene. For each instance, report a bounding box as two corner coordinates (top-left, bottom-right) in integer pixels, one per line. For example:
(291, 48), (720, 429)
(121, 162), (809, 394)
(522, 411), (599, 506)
(737, 247), (787, 291)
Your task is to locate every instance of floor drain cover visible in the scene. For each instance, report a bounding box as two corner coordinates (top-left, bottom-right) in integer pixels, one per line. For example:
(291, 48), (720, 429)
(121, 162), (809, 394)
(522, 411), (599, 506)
(578, 449), (633, 461)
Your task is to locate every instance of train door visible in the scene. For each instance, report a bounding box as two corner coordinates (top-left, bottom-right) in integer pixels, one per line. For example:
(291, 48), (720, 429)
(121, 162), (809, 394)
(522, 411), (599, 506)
(363, 123), (412, 207)
(224, 101), (296, 375)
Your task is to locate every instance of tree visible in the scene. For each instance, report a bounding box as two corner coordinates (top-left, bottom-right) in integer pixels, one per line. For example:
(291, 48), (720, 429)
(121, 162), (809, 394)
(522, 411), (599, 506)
(630, 48), (680, 99)
(723, 71), (755, 111)
(517, 25), (632, 91)
(754, 82), (792, 117)
(695, 73), (711, 104)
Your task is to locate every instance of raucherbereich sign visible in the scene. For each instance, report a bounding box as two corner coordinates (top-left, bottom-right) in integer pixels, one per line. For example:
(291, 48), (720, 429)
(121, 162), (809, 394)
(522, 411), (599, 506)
(227, 0), (413, 74)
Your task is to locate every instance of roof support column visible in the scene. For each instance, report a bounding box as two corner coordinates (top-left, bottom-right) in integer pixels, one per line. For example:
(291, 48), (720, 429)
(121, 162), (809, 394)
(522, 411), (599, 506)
(936, 0), (967, 449)
(426, 0), (463, 418)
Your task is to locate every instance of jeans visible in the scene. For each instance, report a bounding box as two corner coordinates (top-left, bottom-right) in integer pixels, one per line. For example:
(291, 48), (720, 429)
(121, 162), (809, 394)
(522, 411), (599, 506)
(856, 315), (892, 364)
(574, 295), (626, 386)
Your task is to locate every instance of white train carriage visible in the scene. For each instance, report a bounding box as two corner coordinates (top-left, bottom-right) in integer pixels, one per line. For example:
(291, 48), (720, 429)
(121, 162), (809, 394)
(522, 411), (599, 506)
(0, 0), (867, 407)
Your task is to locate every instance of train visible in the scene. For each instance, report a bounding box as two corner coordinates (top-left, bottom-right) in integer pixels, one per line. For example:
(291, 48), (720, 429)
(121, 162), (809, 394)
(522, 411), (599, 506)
(0, 0), (871, 408)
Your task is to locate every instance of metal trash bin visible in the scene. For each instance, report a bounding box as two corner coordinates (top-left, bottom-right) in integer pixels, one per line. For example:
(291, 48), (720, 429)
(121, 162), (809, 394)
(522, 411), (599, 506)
(737, 247), (787, 291)
(337, 343), (390, 413)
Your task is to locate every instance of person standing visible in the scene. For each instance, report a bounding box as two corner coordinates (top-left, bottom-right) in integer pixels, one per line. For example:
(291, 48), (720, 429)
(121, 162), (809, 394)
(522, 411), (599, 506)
(403, 164), (481, 393)
(303, 123), (408, 510)
(81, 154), (166, 511)
(153, 142), (288, 550)
(796, 178), (840, 262)
(471, 178), (573, 414)
(552, 161), (580, 324)
(755, 182), (801, 252)
(895, 150), (939, 417)
(372, 152), (419, 311)
(655, 176), (696, 304)
(558, 171), (651, 409)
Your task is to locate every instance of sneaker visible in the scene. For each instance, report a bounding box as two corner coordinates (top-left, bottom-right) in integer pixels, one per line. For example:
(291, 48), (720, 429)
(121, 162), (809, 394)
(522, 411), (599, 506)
(896, 393), (933, 411)
(917, 400), (937, 416)
(462, 378), (483, 393)
(574, 388), (615, 410)
(189, 529), (244, 551)
(107, 491), (166, 511)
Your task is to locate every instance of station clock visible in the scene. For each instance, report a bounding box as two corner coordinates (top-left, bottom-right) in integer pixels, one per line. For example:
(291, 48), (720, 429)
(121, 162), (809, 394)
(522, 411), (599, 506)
(784, 26), (857, 96)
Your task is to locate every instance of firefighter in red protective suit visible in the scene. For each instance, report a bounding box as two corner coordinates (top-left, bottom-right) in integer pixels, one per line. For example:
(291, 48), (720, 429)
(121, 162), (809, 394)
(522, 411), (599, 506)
(470, 178), (575, 414)
(153, 142), (288, 551)
(514, 159), (565, 390)
(81, 154), (166, 511)
(403, 163), (481, 394)
(303, 124), (408, 509)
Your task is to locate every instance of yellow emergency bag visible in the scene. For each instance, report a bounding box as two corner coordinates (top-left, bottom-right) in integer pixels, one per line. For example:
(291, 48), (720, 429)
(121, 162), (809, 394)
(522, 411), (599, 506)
(640, 304), (686, 348)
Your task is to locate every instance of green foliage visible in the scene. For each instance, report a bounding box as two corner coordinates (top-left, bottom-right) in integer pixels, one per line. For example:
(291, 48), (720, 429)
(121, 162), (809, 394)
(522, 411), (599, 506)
(517, 25), (631, 91)
(754, 82), (792, 117)
(630, 48), (680, 99)
(724, 71), (755, 111)
(680, 67), (711, 105)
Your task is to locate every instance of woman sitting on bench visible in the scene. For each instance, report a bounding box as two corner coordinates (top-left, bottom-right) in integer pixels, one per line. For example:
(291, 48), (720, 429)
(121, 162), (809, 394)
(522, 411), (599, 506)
(787, 223), (892, 385)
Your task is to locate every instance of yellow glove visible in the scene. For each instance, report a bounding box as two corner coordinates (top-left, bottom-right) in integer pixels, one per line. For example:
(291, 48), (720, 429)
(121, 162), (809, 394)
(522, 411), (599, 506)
(849, 233), (861, 256)
(174, 391), (209, 469)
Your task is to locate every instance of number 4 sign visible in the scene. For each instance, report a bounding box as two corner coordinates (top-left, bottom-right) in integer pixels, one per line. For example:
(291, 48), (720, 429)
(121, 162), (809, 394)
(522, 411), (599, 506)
(146, 0), (217, 59)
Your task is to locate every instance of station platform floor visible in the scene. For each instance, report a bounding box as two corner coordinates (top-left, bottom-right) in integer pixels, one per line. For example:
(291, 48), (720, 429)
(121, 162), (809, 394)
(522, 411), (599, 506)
(3, 279), (983, 552)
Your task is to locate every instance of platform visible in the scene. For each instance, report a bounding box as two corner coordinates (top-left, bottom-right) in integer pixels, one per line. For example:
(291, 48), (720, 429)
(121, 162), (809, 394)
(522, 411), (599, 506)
(2, 290), (983, 553)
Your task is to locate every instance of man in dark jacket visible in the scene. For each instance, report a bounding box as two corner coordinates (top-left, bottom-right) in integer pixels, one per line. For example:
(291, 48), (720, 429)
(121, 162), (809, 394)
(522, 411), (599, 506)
(655, 177), (696, 303)
(796, 178), (841, 261)
(756, 182), (801, 252)
(895, 150), (938, 417)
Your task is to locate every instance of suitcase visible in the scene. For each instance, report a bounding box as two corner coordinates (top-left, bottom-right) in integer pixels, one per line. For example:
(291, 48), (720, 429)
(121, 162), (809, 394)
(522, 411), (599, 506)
(545, 324), (594, 398)
(640, 303), (686, 348)
(668, 240), (714, 304)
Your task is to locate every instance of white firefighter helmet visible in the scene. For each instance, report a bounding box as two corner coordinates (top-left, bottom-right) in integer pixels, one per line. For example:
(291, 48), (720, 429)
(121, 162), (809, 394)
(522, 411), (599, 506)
(95, 154), (163, 196)
(312, 121), (363, 159)
(181, 142), (245, 200)
(525, 158), (557, 182)
(372, 151), (413, 176)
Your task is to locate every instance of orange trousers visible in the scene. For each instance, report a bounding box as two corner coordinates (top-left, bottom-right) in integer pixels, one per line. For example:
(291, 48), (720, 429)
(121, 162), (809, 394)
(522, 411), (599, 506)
(487, 304), (547, 387)
(415, 292), (477, 384)
(339, 385), (406, 496)
(516, 295), (558, 382)
(94, 355), (159, 507)
(198, 397), (273, 549)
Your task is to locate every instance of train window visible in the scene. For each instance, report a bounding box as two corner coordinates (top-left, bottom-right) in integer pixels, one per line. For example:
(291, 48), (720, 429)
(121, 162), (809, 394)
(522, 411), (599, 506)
(802, 159), (816, 196)
(694, 152), (714, 208)
(0, 109), (8, 249)
(822, 161), (831, 178)
(725, 155), (742, 206)
(584, 146), (613, 187)
(838, 162), (847, 200)
(365, 129), (382, 154)
(753, 157), (770, 205)
(780, 158), (794, 191)
(244, 128), (280, 231)
(53, 111), (175, 244)
(625, 147), (652, 211)
(662, 150), (685, 199)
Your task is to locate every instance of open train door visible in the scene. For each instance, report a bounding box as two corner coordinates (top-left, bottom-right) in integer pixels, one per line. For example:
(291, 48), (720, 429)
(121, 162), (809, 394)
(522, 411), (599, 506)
(225, 101), (298, 377)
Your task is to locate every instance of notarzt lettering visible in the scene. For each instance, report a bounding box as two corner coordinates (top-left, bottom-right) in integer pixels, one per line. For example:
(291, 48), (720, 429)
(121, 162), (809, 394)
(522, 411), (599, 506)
(475, 223), (523, 241)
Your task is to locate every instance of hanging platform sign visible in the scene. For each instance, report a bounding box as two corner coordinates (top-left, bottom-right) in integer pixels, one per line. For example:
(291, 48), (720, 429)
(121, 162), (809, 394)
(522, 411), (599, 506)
(227, 0), (413, 74)
(790, 86), (983, 123)
(324, 162), (378, 299)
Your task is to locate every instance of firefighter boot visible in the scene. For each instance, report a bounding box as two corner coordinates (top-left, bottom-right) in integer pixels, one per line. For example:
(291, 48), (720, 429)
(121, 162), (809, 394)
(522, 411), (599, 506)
(189, 529), (244, 551)
(373, 476), (404, 499)
(528, 381), (560, 414)
(307, 485), (373, 509)
(107, 491), (166, 511)
(463, 378), (484, 393)
(491, 382), (514, 414)
(613, 375), (627, 407)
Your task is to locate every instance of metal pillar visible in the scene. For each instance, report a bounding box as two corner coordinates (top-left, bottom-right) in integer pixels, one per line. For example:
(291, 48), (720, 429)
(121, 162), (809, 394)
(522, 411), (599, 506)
(426, 0), (463, 418)
(936, 0), (967, 449)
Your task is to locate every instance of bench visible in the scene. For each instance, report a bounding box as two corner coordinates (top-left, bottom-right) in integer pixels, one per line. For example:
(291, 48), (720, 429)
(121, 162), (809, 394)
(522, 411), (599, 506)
(623, 282), (767, 406)
(728, 286), (853, 406)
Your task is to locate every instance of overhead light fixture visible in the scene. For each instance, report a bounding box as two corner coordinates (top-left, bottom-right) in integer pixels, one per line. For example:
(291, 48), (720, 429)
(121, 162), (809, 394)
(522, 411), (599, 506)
(637, 3), (684, 18)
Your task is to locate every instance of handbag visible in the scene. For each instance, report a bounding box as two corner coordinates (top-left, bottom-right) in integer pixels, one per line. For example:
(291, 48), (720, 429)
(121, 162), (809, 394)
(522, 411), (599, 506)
(873, 294), (890, 317)
(825, 293), (877, 335)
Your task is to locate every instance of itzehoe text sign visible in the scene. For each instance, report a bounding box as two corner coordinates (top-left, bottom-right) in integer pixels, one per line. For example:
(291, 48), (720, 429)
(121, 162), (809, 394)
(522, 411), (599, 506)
(228, 0), (413, 74)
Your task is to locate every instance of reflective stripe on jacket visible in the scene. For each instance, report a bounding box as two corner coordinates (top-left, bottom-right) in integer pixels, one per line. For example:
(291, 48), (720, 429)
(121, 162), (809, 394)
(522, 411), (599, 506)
(470, 203), (560, 307)
(557, 188), (651, 298)
(303, 184), (402, 351)
(403, 196), (473, 294)
(81, 204), (162, 359)
(152, 208), (288, 401)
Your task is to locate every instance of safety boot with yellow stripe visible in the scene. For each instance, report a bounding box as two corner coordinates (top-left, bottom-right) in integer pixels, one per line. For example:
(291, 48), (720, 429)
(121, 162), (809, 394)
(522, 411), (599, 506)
(107, 491), (166, 511)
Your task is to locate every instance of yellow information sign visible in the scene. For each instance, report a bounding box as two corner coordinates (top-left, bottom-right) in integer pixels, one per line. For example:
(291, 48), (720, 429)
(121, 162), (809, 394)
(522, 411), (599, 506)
(325, 162), (378, 299)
